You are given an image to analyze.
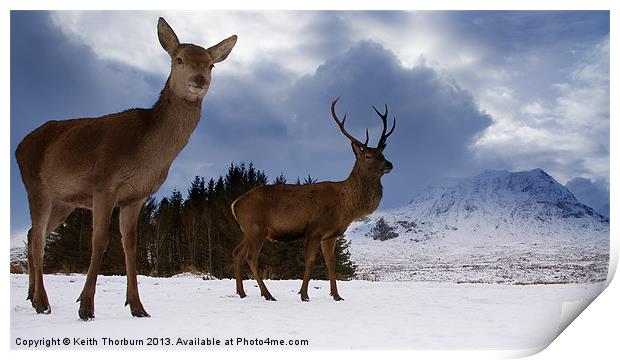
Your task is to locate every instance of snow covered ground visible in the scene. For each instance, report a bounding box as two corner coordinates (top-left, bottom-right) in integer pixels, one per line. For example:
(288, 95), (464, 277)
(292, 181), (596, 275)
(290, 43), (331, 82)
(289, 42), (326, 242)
(347, 229), (608, 283)
(10, 274), (606, 350)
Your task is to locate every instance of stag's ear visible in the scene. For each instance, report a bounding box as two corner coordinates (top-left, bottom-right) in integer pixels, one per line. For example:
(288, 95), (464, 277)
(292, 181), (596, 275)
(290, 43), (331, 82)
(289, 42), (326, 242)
(351, 142), (365, 158)
(158, 17), (180, 57)
(208, 35), (238, 63)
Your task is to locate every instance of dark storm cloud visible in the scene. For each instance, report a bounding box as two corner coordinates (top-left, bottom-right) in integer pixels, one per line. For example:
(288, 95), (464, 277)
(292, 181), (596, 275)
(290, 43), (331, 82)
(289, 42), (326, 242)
(296, 11), (356, 59)
(286, 41), (493, 205)
(565, 178), (610, 218)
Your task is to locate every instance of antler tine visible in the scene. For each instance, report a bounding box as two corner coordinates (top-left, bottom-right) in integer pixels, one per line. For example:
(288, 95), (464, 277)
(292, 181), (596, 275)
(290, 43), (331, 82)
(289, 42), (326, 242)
(372, 104), (388, 120)
(385, 117), (396, 137)
(374, 104), (396, 150)
(331, 97), (368, 148)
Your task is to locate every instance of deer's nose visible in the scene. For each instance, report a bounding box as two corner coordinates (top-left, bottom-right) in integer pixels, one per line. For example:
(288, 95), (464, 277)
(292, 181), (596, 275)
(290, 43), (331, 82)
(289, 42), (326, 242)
(385, 161), (393, 170)
(192, 75), (206, 88)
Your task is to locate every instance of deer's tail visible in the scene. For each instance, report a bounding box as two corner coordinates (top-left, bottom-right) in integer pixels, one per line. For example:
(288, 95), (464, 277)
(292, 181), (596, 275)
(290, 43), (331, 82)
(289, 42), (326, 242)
(230, 197), (241, 225)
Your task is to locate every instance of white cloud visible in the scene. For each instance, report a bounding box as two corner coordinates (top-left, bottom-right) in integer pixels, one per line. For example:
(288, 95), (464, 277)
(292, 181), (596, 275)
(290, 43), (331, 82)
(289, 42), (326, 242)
(51, 12), (165, 72)
(473, 35), (609, 184)
(50, 11), (325, 76)
(521, 101), (546, 116)
(49, 11), (488, 78)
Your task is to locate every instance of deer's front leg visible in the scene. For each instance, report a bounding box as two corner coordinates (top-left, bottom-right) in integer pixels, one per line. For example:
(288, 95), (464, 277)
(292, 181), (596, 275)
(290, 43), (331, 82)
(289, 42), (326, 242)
(120, 199), (150, 317)
(77, 191), (114, 320)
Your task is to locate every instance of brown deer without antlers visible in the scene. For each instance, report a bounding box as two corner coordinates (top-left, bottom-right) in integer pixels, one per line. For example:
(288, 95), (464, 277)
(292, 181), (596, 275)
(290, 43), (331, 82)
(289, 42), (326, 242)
(231, 97), (396, 301)
(15, 17), (237, 320)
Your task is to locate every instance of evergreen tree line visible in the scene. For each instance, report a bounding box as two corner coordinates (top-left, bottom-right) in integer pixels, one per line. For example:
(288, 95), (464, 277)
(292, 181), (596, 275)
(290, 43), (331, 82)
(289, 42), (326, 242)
(42, 162), (356, 280)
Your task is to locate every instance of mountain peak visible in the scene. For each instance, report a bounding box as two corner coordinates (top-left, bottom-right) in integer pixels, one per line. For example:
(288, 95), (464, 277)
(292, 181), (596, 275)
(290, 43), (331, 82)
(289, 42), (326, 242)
(408, 168), (606, 223)
(476, 168), (550, 181)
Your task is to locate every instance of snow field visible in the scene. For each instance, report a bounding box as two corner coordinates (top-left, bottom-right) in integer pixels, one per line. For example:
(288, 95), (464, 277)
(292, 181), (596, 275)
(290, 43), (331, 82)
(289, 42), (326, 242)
(10, 274), (605, 350)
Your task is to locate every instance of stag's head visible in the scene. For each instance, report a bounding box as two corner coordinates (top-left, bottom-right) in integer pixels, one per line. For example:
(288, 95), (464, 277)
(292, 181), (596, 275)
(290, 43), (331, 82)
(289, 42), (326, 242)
(331, 97), (396, 178)
(158, 17), (237, 102)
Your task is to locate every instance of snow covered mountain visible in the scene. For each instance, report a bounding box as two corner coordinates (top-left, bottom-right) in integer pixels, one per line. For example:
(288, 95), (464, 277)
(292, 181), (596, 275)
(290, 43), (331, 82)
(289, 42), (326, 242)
(346, 169), (609, 284)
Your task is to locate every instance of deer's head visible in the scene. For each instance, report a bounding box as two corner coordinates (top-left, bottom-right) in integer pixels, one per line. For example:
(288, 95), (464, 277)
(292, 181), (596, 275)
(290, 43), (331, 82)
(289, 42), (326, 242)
(331, 97), (396, 179)
(158, 17), (237, 102)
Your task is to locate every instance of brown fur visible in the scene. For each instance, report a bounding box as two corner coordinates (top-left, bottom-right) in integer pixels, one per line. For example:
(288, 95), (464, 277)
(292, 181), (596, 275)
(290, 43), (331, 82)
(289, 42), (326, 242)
(231, 97), (395, 301)
(15, 17), (237, 319)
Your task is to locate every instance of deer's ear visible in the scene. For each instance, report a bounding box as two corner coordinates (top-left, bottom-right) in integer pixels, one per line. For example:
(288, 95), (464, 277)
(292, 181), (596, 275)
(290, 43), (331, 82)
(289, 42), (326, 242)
(208, 35), (238, 63)
(351, 142), (364, 158)
(158, 17), (180, 57)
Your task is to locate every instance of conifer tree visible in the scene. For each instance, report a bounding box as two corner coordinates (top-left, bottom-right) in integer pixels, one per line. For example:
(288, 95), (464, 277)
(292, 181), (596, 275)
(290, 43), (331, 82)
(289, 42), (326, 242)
(303, 174), (317, 184)
(273, 173), (287, 184)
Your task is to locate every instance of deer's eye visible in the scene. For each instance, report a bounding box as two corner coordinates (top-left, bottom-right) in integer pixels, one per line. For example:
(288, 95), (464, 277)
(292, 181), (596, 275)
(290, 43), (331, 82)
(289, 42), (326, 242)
(176, 57), (183, 65)
(365, 155), (372, 160)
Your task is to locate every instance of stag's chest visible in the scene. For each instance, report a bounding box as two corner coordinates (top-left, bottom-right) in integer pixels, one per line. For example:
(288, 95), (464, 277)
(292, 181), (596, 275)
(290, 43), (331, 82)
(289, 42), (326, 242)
(360, 180), (382, 202)
(351, 184), (382, 217)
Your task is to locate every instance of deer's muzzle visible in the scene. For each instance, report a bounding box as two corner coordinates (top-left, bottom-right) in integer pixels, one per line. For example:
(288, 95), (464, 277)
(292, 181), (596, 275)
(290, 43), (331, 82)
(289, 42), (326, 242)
(383, 161), (393, 174)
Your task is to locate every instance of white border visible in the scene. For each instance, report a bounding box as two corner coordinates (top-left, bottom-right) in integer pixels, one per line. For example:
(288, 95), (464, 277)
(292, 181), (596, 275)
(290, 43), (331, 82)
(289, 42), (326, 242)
(2, 1), (616, 359)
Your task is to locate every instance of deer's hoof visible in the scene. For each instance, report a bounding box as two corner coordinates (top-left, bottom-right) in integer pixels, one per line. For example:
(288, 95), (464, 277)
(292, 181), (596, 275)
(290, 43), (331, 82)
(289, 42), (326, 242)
(263, 294), (277, 301)
(131, 308), (150, 318)
(32, 294), (51, 314)
(237, 290), (247, 299)
(78, 297), (95, 321)
(126, 300), (150, 318)
(34, 301), (51, 314)
(332, 294), (344, 301)
(78, 308), (94, 320)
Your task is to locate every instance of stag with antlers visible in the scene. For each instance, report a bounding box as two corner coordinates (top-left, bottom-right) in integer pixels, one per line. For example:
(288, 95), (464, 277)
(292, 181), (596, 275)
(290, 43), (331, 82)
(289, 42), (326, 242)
(231, 97), (396, 302)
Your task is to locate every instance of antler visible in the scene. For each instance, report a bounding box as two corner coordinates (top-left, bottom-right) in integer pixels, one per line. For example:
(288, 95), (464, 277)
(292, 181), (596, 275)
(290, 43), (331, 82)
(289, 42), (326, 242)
(331, 97), (369, 148)
(372, 104), (396, 151)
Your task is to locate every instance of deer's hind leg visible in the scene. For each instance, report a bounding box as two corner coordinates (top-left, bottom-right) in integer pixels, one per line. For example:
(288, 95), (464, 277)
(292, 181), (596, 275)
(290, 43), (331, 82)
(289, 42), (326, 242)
(25, 193), (53, 314)
(244, 230), (276, 301)
(27, 201), (75, 301)
(321, 237), (343, 301)
(45, 201), (75, 236)
(298, 232), (322, 302)
(233, 241), (249, 298)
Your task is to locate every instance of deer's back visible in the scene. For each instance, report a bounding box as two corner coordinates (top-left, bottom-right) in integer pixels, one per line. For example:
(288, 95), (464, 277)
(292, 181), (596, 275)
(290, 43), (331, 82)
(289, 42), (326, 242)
(15, 108), (167, 206)
(232, 182), (351, 238)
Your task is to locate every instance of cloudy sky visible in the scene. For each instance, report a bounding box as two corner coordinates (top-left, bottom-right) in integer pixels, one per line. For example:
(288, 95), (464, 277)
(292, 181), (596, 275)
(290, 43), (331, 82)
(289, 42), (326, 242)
(10, 10), (610, 234)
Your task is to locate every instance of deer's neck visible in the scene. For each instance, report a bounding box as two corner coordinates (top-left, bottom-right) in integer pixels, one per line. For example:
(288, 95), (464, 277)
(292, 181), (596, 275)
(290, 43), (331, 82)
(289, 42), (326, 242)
(341, 164), (383, 220)
(149, 79), (202, 160)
